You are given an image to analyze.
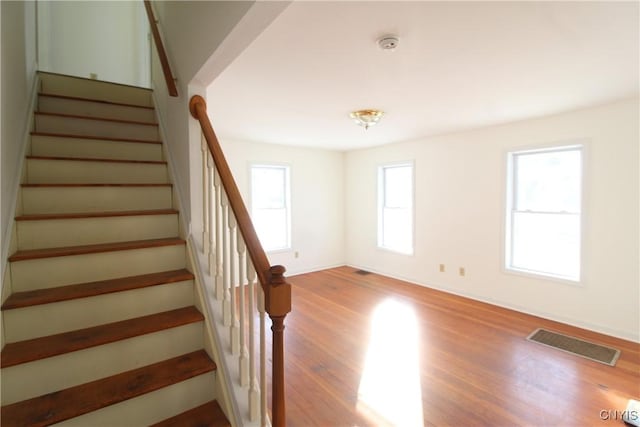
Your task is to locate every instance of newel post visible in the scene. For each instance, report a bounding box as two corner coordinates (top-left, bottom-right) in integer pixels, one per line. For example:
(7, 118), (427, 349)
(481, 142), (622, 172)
(265, 265), (291, 427)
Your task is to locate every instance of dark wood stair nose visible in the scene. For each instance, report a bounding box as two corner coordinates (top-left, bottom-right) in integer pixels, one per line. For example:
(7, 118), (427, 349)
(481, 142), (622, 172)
(31, 131), (163, 144)
(2, 269), (194, 310)
(150, 400), (231, 427)
(8, 237), (185, 262)
(1, 306), (204, 368)
(0, 350), (216, 427)
(15, 209), (179, 222)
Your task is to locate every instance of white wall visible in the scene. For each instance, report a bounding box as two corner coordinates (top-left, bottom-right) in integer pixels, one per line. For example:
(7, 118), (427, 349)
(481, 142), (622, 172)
(345, 98), (639, 342)
(149, 1), (256, 233)
(37, 1), (149, 87)
(221, 139), (345, 275)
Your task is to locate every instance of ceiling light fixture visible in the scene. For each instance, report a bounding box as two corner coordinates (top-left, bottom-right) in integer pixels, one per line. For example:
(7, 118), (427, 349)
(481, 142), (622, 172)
(350, 109), (384, 130)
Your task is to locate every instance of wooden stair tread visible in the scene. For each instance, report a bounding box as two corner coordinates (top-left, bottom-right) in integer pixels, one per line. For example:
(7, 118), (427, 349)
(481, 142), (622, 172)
(1, 306), (203, 368)
(15, 209), (179, 221)
(0, 350), (216, 427)
(9, 237), (184, 262)
(35, 111), (159, 126)
(26, 155), (167, 165)
(2, 269), (193, 310)
(22, 183), (171, 187)
(150, 401), (231, 427)
(31, 131), (163, 144)
(39, 92), (155, 110)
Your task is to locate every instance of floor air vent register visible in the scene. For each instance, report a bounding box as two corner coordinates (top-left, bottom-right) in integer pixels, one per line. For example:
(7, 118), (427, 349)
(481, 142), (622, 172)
(527, 328), (620, 366)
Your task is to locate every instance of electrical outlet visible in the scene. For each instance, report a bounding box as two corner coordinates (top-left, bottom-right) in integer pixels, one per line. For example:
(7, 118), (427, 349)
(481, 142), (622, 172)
(459, 267), (465, 276)
(294, 251), (299, 258)
(89, 73), (98, 80)
(439, 264), (445, 273)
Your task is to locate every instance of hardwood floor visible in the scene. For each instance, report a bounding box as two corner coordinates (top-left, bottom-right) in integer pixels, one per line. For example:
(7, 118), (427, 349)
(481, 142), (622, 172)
(277, 266), (639, 426)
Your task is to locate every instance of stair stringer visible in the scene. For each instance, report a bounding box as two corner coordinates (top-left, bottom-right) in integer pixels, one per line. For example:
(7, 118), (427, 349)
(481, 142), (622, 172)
(187, 239), (246, 427)
(152, 91), (242, 427)
(1, 72), (41, 350)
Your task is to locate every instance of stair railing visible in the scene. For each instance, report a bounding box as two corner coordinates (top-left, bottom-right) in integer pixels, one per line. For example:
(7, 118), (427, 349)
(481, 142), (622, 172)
(189, 95), (291, 427)
(143, 0), (178, 97)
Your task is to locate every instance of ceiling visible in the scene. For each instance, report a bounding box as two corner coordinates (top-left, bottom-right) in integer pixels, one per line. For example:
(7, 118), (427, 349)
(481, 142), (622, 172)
(206, 1), (639, 151)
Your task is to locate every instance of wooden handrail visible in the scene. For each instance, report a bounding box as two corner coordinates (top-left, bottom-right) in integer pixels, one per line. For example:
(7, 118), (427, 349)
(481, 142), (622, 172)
(143, 0), (178, 97)
(189, 95), (291, 427)
(189, 95), (270, 284)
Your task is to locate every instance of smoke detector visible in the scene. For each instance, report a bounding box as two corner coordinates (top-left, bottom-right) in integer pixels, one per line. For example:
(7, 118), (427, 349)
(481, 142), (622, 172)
(377, 35), (399, 51)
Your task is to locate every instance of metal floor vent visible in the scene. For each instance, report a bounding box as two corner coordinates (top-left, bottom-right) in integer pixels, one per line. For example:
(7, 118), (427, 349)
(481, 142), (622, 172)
(527, 328), (620, 366)
(354, 270), (372, 275)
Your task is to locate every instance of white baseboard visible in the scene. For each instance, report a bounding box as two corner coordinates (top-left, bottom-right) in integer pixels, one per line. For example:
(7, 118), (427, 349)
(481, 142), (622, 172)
(285, 263), (346, 278)
(346, 263), (639, 343)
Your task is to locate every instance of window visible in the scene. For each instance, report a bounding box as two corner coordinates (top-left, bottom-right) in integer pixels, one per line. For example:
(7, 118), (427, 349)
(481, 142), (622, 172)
(251, 164), (291, 252)
(505, 145), (583, 282)
(378, 163), (414, 255)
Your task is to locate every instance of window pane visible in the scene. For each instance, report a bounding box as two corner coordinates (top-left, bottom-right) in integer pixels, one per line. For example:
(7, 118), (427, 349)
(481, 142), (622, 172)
(384, 166), (412, 208)
(251, 164), (290, 252)
(515, 149), (581, 213)
(511, 212), (580, 280)
(379, 163), (413, 254)
(382, 208), (412, 254)
(254, 208), (288, 251)
(252, 167), (285, 209)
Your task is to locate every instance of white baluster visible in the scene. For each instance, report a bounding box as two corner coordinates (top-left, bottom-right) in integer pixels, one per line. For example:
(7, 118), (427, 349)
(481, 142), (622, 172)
(238, 237), (249, 387)
(214, 172), (223, 300)
(229, 215), (239, 355)
(222, 193), (231, 326)
(258, 285), (267, 427)
(201, 134), (209, 255)
(247, 262), (260, 421)
(207, 155), (215, 275)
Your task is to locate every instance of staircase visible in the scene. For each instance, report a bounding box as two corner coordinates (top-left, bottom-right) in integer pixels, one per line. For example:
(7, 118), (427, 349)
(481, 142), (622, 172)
(1, 72), (230, 426)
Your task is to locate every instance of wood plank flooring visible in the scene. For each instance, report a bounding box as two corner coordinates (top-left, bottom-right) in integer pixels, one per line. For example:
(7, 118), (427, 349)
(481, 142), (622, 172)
(277, 266), (639, 426)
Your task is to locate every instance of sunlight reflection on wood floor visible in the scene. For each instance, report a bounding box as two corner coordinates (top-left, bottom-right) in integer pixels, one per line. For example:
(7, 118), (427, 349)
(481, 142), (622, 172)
(272, 266), (639, 427)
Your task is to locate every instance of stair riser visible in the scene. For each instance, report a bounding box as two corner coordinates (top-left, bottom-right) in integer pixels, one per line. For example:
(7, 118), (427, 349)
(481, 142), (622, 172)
(22, 186), (172, 214)
(54, 372), (216, 427)
(11, 244), (185, 291)
(17, 214), (179, 250)
(39, 96), (156, 123)
(31, 135), (163, 161)
(35, 115), (159, 142)
(1, 322), (203, 405)
(26, 158), (168, 184)
(40, 73), (153, 107)
(4, 280), (194, 342)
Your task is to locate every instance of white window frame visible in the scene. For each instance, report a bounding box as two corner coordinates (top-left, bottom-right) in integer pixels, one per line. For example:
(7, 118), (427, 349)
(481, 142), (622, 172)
(504, 143), (585, 283)
(377, 161), (414, 255)
(250, 163), (291, 253)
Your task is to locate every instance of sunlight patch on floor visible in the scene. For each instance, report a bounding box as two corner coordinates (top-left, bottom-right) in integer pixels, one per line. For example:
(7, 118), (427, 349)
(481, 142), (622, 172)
(357, 298), (424, 426)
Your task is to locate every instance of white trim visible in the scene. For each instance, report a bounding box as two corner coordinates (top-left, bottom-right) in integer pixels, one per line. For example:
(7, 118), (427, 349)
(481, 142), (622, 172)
(376, 160), (415, 256)
(150, 89), (191, 238)
(282, 262), (345, 278)
(503, 141), (586, 283)
(186, 236), (245, 427)
(249, 162), (292, 253)
(1, 72), (40, 297)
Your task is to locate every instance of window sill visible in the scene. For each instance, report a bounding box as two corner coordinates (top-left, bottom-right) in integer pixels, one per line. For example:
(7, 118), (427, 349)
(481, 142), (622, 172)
(377, 246), (414, 256)
(504, 266), (582, 287)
